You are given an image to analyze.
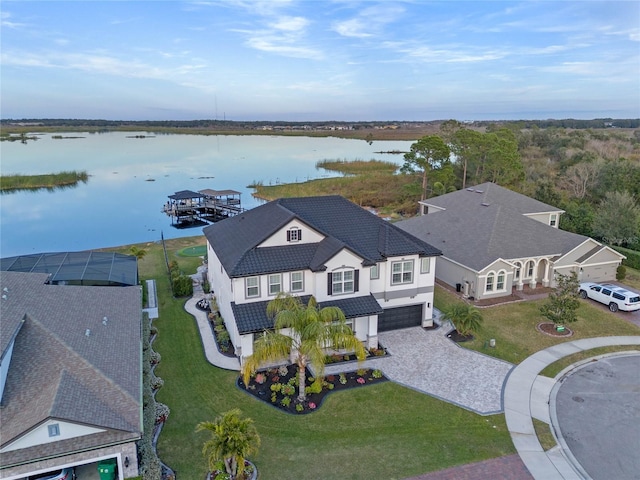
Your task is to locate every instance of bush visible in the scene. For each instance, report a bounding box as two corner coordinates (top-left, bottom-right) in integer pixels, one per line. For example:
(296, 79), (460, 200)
(612, 246), (640, 270)
(306, 379), (323, 394)
(172, 274), (193, 297)
(617, 265), (627, 281)
(217, 330), (230, 345)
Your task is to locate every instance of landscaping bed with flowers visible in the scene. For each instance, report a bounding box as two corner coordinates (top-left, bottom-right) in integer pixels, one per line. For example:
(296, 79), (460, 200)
(238, 364), (388, 414)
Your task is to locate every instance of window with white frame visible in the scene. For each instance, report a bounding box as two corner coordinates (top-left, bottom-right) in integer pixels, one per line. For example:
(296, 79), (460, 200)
(332, 270), (354, 294)
(527, 261), (535, 278)
(370, 264), (379, 280)
(420, 257), (430, 274)
(245, 276), (259, 298)
(550, 214), (557, 227)
(391, 260), (413, 285)
(287, 228), (302, 242)
(497, 271), (505, 290)
(268, 274), (282, 295)
(290, 271), (304, 292)
(48, 424), (60, 437)
(486, 272), (495, 292)
(514, 262), (521, 280)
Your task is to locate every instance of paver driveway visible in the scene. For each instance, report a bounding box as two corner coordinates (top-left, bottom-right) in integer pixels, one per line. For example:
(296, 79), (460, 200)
(325, 325), (514, 415)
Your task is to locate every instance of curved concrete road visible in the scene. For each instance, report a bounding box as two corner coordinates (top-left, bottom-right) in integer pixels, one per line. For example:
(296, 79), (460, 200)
(503, 336), (640, 479)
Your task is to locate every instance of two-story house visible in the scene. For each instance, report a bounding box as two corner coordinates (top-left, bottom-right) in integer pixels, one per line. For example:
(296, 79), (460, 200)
(203, 195), (441, 363)
(397, 182), (625, 301)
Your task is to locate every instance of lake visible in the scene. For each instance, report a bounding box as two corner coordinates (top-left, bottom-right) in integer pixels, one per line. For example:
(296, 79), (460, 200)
(0, 132), (412, 257)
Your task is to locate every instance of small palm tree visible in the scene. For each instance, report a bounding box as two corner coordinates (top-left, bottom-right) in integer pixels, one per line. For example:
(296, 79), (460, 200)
(196, 409), (260, 480)
(129, 245), (147, 260)
(242, 293), (366, 402)
(440, 303), (483, 337)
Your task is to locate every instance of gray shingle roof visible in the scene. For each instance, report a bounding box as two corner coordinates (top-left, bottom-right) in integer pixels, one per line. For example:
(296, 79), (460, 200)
(422, 182), (564, 214)
(398, 186), (588, 272)
(0, 271), (142, 455)
(231, 294), (383, 334)
(203, 195), (441, 277)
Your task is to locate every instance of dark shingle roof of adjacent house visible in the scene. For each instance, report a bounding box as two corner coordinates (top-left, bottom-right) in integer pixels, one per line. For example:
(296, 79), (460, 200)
(0, 251), (138, 286)
(398, 183), (588, 272)
(0, 271), (142, 464)
(203, 195), (441, 277)
(231, 294), (384, 334)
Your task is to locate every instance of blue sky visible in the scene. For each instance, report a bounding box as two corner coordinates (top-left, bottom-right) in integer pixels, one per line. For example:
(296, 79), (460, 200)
(1, 1), (639, 121)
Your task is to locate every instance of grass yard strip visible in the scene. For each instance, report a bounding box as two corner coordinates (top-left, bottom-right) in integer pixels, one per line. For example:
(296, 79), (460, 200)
(532, 419), (557, 451)
(539, 346), (640, 379)
(123, 237), (514, 480)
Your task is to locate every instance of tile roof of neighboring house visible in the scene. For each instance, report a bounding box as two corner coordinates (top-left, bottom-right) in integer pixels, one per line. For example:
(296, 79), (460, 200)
(422, 182), (564, 215)
(231, 294), (384, 334)
(0, 271), (142, 463)
(203, 195), (441, 277)
(398, 185), (589, 272)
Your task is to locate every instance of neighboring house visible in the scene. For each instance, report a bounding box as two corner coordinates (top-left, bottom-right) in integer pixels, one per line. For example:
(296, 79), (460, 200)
(203, 195), (441, 362)
(397, 182), (624, 301)
(0, 270), (142, 480)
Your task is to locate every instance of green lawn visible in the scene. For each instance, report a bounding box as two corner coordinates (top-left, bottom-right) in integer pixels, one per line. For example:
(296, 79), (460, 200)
(125, 238), (639, 479)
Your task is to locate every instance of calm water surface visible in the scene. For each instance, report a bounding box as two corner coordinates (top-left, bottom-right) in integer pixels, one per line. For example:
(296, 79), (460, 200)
(1, 132), (411, 257)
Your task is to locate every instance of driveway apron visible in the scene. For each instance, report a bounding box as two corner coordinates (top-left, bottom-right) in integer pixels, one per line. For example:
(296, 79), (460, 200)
(325, 325), (513, 415)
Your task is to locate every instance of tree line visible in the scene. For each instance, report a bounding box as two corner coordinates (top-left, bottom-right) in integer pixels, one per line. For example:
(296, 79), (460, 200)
(401, 120), (640, 252)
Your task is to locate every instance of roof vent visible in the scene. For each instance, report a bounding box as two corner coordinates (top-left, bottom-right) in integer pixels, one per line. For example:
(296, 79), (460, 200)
(466, 188), (474, 191)
(85, 329), (91, 337)
(481, 202), (491, 207)
(3, 287), (8, 292)
(102, 316), (108, 326)
(475, 189), (484, 193)
(1, 295), (6, 300)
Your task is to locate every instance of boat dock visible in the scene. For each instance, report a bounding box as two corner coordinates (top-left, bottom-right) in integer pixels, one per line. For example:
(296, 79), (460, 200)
(163, 189), (244, 227)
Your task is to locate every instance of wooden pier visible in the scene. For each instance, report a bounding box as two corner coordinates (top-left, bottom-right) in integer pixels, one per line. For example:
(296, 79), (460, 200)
(162, 189), (244, 227)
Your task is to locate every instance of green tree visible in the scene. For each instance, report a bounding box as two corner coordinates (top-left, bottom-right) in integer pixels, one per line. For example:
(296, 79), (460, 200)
(559, 201), (594, 237)
(242, 293), (366, 401)
(440, 303), (483, 337)
(592, 191), (640, 246)
(401, 135), (450, 201)
(540, 272), (580, 325)
(450, 128), (483, 189)
(196, 409), (260, 480)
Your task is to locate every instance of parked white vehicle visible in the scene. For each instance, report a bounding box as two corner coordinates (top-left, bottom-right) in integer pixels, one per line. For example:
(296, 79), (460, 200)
(578, 282), (640, 312)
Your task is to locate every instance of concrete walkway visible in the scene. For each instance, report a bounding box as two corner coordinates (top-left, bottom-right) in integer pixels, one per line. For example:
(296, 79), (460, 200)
(503, 336), (640, 479)
(186, 266), (240, 371)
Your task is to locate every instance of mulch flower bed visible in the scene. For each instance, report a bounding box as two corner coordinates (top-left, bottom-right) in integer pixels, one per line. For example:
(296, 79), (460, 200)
(446, 329), (474, 343)
(238, 364), (388, 414)
(536, 322), (574, 337)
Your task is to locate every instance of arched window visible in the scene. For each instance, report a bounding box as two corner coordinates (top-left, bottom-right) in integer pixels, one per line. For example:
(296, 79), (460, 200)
(486, 272), (495, 292)
(514, 262), (521, 280)
(497, 270), (506, 290)
(527, 261), (535, 278)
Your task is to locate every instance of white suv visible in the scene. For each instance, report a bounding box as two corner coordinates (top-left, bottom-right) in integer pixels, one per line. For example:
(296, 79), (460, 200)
(578, 282), (640, 312)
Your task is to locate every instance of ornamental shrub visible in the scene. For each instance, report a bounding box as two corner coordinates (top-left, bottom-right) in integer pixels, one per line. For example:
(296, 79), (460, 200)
(616, 265), (627, 281)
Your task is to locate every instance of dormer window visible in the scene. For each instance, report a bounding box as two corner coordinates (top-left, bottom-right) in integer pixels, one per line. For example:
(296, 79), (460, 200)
(287, 228), (302, 242)
(550, 214), (557, 227)
(48, 424), (60, 437)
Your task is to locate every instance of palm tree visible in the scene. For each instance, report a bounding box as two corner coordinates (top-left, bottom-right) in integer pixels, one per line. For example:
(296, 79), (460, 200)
(242, 293), (366, 402)
(196, 409), (260, 480)
(129, 245), (147, 260)
(440, 303), (483, 337)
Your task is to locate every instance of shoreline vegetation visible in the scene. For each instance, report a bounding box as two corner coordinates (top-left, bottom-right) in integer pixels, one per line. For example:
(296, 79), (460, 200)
(251, 159), (419, 216)
(0, 170), (89, 192)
